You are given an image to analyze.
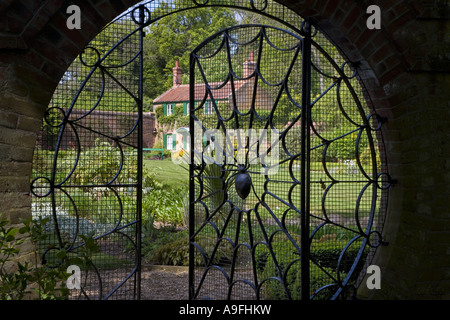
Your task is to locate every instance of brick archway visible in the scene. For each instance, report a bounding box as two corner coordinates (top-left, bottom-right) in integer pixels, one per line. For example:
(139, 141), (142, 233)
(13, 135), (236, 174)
(1, 0), (448, 299)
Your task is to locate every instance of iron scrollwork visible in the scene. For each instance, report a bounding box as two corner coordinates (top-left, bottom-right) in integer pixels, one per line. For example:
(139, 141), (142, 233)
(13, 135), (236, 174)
(30, 5), (148, 300)
(188, 22), (390, 300)
(30, 0), (391, 300)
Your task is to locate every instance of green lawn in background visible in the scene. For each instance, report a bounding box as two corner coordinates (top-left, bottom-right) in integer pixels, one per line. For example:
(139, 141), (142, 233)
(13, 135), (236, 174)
(144, 159), (189, 189)
(143, 158), (376, 221)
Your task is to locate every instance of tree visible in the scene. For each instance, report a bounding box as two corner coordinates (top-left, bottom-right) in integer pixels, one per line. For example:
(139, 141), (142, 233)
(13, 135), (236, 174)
(142, 1), (238, 104)
(51, 18), (141, 113)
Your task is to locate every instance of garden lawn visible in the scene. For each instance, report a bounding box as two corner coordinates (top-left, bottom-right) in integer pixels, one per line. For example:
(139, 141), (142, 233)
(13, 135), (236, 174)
(143, 159), (376, 220)
(144, 159), (189, 189)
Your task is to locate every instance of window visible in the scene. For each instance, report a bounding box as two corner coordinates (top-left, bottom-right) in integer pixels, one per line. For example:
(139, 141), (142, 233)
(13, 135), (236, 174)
(204, 100), (214, 115)
(167, 134), (173, 150)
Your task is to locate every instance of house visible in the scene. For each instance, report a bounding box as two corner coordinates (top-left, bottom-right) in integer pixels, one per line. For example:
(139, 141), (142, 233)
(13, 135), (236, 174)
(152, 56), (274, 151)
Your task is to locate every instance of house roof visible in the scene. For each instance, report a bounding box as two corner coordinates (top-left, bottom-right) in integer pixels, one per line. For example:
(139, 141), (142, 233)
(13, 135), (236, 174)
(153, 59), (274, 111)
(152, 80), (248, 104)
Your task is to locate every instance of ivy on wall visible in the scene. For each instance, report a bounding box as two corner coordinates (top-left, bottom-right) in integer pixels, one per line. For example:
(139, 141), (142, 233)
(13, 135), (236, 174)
(155, 103), (189, 129)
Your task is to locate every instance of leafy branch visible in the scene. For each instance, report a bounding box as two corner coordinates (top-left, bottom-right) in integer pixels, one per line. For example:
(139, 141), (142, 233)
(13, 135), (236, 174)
(0, 216), (99, 300)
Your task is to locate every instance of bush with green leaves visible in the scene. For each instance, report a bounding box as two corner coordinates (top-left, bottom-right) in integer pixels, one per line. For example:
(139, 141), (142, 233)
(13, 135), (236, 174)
(143, 229), (234, 267)
(142, 187), (185, 226)
(255, 238), (367, 300)
(0, 218), (34, 300)
(0, 216), (99, 300)
(0, 217), (71, 300)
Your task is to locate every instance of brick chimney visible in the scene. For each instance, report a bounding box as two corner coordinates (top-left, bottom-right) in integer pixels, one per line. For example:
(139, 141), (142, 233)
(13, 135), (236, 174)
(243, 52), (256, 78)
(173, 60), (182, 87)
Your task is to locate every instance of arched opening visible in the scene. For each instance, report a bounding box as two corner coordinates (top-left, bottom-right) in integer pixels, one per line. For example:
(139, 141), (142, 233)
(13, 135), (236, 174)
(27, 0), (391, 300)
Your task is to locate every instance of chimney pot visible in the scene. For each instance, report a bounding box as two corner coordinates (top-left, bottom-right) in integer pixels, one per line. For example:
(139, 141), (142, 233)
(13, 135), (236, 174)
(243, 53), (256, 78)
(173, 60), (182, 87)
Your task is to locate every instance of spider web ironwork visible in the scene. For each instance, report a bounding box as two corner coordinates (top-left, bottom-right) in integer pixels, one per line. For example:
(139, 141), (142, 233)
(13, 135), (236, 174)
(29, 0), (390, 300)
(188, 23), (391, 300)
(30, 6), (147, 300)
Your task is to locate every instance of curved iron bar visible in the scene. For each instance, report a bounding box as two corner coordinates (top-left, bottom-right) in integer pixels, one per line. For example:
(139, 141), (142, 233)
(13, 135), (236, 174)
(192, 25), (292, 299)
(189, 20), (390, 300)
(313, 145), (379, 298)
(45, 119), (82, 247)
(32, 0), (391, 301)
(132, 0), (306, 34)
(252, 214), (294, 299)
(103, 230), (141, 300)
(331, 234), (368, 300)
(31, 5), (148, 300)
(51, 121), (81, 187)
(316, 53), (383, 297)
(228, 278), (258, 299)
(75, 261), (104, 300)
(193, 25), (305, 172)
(30, 176), (52, 198)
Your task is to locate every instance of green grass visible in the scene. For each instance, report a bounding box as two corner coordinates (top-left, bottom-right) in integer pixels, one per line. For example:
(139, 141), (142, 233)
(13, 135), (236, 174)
(36, 234), (131, 270)
(144, 159), (189, 189)
(144, 158), (377, 221)
(241, 162), (376, 220)
(33, 153), (375, 226)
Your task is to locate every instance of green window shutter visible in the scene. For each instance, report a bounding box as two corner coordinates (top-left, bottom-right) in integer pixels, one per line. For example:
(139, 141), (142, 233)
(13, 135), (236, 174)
(173, 135), (176, 150)
(163, 103), (167, 115)
(163, 133), (167, 149)
(183, 102), (187, 115)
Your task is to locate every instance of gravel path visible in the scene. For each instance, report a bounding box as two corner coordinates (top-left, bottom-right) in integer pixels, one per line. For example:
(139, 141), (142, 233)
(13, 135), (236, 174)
(69, 265), (257, 300)
(141, 267), (189, 300)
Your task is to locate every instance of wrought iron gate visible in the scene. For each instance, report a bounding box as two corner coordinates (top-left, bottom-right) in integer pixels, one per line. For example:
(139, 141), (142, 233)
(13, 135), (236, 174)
(30, 0), (390, 301)
(188, 23), (390, 300)
(30, 6), (148, 300)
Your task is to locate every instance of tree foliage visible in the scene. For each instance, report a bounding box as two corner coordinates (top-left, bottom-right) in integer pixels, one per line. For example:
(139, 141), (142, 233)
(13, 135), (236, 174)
(45, 1), (373, 162)
(143, 2), (238, 103)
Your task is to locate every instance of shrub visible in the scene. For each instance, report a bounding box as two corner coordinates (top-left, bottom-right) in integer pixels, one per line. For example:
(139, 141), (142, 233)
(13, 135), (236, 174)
(0, 216), (99, 300)
(255, 239), (367, 300)
(147, 236), (189, 266)
(142, 188), (185, 226)
(144, 229), (233, 267)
